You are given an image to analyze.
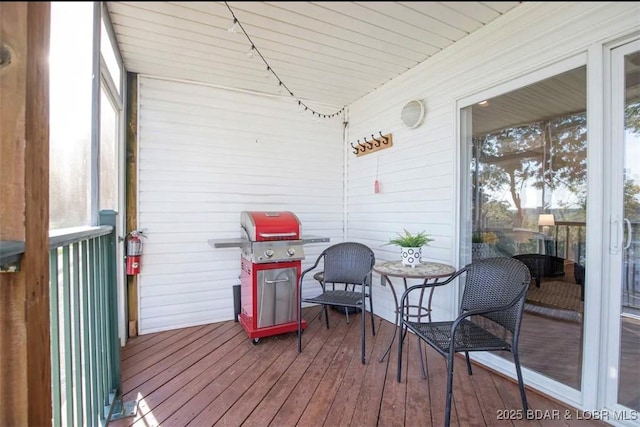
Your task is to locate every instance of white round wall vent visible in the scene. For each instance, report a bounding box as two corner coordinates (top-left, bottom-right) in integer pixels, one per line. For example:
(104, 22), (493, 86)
(400, 99), (425, 129)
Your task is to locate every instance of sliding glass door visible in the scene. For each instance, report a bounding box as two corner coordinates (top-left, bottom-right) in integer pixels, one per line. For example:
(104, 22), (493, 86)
(459, 40), (640, 420)
(461, 64), (588, 393)
(605, 39), (640, 417)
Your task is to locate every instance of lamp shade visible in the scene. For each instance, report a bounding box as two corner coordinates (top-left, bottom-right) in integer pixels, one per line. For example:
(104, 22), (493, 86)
(538, 214), (555, 226)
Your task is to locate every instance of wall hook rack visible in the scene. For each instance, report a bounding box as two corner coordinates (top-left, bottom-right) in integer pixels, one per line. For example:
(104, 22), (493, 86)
(351, 132), (393, 157)
(372, 134), (381, 148)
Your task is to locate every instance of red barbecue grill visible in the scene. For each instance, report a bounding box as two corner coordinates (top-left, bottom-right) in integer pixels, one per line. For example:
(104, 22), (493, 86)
(209, 211), (329, 343)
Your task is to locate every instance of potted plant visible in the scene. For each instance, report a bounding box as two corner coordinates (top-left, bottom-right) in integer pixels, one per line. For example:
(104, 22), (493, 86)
(472, 232), (484, 244)
(386, 229), (433, 268)
(471, 231), (498, 260)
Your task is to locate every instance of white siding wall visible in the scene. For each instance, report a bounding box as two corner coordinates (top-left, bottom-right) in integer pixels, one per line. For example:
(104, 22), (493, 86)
(135, 1), (640, 335)
(137, 77), (343, 334)
(346, 2), (640, 323)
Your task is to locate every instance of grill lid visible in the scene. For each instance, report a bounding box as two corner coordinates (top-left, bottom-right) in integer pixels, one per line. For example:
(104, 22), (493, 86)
(241, 211), (301, 242)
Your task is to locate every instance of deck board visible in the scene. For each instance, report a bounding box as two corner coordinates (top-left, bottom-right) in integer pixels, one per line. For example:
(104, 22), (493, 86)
(122, 322), (230, 393)
(322, 317), (383, 427)
(377, 320), (407, 427)
(423, 336), (452, 426)
(123, 324), (246, 426)
(113, 307), (609, 427)
(296, 309), (368, 427)
(120, 327), (184, 362)
(174, 328), (289, 426)
(256, 312), (351, 426)
(214, 307), (326, 427)
(468, 355), (515, 426)
(451, 354), (488, 427)
(404, 338), (432, 427)
(350, 318), (394, 427)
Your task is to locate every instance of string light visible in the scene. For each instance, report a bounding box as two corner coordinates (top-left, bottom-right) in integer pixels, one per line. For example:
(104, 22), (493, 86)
(224, 2), (344, 120)
(227, 18), (239, 34)
(245, 45), (255, 59)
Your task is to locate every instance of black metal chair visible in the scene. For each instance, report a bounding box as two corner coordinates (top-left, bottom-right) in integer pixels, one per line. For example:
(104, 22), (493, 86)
(297, 242), (376, 364)
(397, 257), (530, 427)
(312, 271), (361, 319)
(513, 253), (545, 287)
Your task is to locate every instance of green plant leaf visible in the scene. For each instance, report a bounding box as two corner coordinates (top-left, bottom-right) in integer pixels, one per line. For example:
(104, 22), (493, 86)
(385, 229), (433, 247)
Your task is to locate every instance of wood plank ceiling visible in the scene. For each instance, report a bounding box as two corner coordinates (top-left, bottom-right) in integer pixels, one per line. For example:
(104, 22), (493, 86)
(105, 2), (522, 115)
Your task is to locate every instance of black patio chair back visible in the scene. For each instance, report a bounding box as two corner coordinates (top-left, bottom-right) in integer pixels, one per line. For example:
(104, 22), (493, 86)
(397, 256), (530, 427)
(297, 242), (376, 364)
(461, 257), (529, 333)
(512, 253), (545, 288)
(322, 242), (375, 284)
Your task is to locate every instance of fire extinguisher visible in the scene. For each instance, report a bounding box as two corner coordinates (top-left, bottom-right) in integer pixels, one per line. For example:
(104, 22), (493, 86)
(126, 230), (145, 275)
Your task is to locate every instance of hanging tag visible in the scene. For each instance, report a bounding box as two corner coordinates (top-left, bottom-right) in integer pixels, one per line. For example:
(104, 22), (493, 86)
(374, 179), (380, 193)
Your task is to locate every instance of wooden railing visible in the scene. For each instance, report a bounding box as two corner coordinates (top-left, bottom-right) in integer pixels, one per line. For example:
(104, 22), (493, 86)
(554, 220), (640, 313)
(553, 221), (586, 262)
(476, 221), (640, 313)
(48, 211), (121, 426)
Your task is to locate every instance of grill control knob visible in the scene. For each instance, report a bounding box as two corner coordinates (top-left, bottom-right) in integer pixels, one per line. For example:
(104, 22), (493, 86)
(287, 248), (296, 257)
(264, 249), (274, 258)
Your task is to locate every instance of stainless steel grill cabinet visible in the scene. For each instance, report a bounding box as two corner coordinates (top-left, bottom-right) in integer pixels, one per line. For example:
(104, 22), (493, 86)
(209, 211), (329, 343)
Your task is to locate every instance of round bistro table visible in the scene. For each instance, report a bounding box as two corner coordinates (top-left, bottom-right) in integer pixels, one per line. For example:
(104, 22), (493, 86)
(373, 260), (456, 378)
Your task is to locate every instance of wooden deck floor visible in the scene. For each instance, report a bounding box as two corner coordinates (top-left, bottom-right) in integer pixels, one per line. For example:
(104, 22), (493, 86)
(110, 306), (608, 427)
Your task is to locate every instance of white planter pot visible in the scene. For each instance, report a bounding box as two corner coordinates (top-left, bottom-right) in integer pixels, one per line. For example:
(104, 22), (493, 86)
(472, 243), (498, 261)
(401, 247), (422, 268)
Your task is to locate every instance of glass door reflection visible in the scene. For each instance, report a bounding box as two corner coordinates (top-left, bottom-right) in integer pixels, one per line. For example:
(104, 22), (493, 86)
(616, 45), (640, 412)
(466, 65), (587, 391)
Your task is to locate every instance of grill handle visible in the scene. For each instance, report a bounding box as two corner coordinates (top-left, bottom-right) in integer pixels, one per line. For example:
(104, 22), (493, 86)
(265, 278), (290, 284)
(259, 232), (297, 238)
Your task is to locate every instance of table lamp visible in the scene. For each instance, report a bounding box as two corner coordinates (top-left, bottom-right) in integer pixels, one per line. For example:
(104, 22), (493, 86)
(538, 214), (555, 236)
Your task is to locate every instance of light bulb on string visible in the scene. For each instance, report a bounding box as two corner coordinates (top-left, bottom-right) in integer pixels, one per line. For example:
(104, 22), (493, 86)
(224, 2), (345, 121)
(251, 51), (263, 64)
(227, 18), (239, 33)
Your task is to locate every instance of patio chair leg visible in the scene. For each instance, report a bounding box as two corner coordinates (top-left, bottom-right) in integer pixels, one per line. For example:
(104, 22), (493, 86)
(445, 354), (455, 427)
(513, 350), (528, 412)
(324, 305), (330, 329)
(340, 283), (351, 325)
(361, 307), (366, 364)
(369, 292), (375, 335)
(298, 305), (303, 353)
(465, 351), (473, 375)
(418, 341), (427, 379)
(397, 322), (404, 382)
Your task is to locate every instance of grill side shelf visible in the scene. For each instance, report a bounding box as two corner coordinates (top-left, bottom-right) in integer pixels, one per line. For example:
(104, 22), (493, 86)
(209, 236), (329, 249)
(208, 238), (244, 249)
(301, 236), (330, 244)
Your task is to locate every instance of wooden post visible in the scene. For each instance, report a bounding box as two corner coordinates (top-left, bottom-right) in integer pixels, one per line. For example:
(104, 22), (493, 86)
(0, 2), (51, 425)
(126, 72), (138, 337)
